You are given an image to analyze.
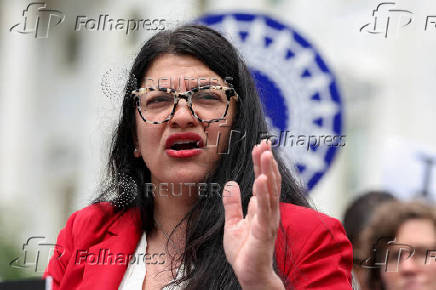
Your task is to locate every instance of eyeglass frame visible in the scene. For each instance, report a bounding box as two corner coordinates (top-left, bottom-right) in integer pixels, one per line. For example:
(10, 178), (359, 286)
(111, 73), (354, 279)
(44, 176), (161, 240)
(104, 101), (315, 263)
(131, 85), (239, 124)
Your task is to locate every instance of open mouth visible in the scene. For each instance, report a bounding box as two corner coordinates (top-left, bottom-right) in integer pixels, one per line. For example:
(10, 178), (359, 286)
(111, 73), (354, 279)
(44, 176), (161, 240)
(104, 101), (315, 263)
(170, 140), (201, 151)
(165, 132), (204, 153)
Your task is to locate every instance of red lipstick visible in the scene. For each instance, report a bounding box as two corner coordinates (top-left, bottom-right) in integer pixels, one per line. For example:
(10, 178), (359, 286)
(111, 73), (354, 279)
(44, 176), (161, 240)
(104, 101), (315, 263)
(165, 132), (204, 158)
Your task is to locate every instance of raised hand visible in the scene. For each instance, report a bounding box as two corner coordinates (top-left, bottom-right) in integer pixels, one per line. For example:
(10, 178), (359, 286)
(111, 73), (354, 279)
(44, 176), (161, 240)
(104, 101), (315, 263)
(222, 140), (284, 290)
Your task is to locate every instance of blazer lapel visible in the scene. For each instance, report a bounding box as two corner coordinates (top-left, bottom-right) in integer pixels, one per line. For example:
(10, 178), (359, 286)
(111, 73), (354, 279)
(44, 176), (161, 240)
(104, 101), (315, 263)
(80, 207), (143, 290)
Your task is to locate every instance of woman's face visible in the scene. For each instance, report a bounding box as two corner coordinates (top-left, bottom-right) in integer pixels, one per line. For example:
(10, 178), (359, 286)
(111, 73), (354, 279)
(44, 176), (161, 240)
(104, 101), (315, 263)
(380, 218), (436, 290)
(134, 54), (237, 186)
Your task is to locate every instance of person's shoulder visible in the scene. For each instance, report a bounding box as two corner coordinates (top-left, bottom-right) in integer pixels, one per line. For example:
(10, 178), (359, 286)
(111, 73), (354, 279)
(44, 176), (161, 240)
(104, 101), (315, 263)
(279, 202), (340, 226)
(63, 202), (139, 247)
(277, 202), (353, 289)
(67, 202), (117, 229)
(70, 201), (117, 221)
(278, 202), (346, 243)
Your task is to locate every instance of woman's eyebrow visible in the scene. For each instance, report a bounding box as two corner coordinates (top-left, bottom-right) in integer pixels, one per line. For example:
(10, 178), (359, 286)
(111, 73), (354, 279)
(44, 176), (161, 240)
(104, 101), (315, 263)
(142, 77), (224, 90)
(188, 78), (222, 88)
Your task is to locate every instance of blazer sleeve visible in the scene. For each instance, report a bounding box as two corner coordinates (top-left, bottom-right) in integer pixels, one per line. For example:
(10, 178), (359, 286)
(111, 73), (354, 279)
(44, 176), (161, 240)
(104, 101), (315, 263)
(281, 215), (353, 290)
(43, 211), (78, 290)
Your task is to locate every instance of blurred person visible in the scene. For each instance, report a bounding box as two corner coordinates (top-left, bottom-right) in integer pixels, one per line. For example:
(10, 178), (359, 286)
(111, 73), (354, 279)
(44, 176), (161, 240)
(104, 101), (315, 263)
(361, 201), (436, 290)
(43, 25), (353, 289)
(343, 191), (396, 290)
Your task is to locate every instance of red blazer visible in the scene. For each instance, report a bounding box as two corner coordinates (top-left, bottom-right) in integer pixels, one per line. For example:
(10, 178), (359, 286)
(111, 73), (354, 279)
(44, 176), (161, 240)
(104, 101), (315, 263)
(43, 202), (352, 289)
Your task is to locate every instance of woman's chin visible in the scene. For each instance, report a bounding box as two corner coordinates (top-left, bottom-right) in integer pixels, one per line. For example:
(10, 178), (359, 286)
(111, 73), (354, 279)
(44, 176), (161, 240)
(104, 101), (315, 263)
(152, 169), (208, 185)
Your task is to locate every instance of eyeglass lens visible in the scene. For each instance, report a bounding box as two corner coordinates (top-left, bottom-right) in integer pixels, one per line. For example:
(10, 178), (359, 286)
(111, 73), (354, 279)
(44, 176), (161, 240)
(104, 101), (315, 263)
(138, 87), (230, 123)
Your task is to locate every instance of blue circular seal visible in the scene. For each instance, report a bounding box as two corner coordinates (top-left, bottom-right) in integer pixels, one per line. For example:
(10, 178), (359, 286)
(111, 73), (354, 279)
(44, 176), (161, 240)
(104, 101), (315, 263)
(195, 13), (344, 192)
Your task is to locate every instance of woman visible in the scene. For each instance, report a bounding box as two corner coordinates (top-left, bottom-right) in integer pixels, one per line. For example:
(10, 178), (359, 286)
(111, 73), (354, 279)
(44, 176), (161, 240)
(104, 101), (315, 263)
(44, 25), (352, 289)
(360, 201), (436, 290)
(342, 191), (396, 290)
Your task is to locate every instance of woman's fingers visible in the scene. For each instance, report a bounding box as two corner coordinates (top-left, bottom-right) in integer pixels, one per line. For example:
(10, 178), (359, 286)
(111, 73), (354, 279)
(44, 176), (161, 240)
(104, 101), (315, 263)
(272, 158), (281, 191)
(252, 174), (269, 226)
(272, 159), (281, 198)
(252, 139), (270, 183)
(222, 181), (243, 227)
(268, 161), (280, 223)
(252, 144), (261, 180)
(256, 139), (281, 218)
(246, 195), (257, 224)
(250, 139), (281, 227)
(252, 173), (279, 241)
(260, 151), (274, 192)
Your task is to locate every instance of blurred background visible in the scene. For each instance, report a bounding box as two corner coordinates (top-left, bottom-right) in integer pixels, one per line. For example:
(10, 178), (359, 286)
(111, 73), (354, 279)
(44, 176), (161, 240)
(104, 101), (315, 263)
(1, 0), (435, 280)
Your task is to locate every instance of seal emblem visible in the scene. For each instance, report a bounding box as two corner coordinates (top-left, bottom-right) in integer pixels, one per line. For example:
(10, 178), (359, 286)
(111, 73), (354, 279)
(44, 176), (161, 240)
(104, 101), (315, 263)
(196, 13), (344, 192)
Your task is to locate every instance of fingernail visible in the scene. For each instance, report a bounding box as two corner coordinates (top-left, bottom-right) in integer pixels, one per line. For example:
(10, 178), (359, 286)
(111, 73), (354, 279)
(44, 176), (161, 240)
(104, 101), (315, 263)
(225, 181), (235, 186)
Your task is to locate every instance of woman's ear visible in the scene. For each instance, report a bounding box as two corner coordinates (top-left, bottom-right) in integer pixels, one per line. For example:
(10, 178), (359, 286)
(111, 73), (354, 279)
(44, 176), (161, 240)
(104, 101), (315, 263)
(132, 120), (142, 157)
(133, 134), (141, 158)
(134, 147), (141, 158)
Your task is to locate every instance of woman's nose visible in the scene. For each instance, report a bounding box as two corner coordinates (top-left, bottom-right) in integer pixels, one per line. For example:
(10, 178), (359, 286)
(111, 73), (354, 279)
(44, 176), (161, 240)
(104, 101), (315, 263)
(399, 255), (419, 274)
(169, 98), (196, 128)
